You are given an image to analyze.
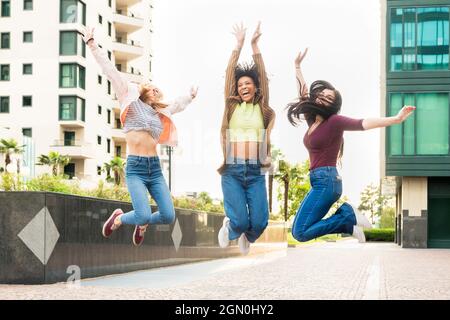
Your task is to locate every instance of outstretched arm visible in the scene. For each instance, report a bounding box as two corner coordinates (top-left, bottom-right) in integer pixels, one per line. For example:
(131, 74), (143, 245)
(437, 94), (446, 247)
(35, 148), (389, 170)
(82, 27), (128, 99)
(251, 21), (269, 103)
(167, 86), (198, 114)
(224, 23), (245, 101)
(295, 48), (309, 98)
(362, 106), (416, 130)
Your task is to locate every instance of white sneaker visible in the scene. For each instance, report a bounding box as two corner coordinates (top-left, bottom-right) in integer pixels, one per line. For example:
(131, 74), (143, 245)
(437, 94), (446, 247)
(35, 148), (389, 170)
(218, 216), (230, 248)
(238, 233), (250, 255)
(349, 203), (372, 229)
(352, 225), (366, 243)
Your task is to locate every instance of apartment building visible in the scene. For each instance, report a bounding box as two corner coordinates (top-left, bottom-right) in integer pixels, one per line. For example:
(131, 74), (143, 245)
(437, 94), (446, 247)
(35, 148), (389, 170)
(380, 0), (450, 248)
(0, 0), (157, 185)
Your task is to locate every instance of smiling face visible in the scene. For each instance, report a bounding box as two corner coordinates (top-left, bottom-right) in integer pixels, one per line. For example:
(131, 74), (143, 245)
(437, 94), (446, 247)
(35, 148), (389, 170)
(315, 88), (336, 107)
(237, 76), (256, 103)
(140, 84), (163, 105)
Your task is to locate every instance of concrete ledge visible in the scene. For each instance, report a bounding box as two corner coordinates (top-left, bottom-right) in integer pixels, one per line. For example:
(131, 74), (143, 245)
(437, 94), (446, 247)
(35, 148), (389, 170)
(0, 192), (287, 284)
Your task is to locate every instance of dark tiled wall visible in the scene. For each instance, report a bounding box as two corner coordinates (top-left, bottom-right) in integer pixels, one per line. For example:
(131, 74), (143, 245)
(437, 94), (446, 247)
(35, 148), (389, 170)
(0, 192), (286, 284)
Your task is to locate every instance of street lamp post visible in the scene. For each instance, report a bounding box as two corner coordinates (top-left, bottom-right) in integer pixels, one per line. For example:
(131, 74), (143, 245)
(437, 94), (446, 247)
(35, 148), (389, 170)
(165, 145), (172, 191)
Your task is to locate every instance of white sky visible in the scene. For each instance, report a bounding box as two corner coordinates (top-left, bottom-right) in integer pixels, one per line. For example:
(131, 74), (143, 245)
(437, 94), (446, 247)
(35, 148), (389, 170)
(151, 0), (382, 208)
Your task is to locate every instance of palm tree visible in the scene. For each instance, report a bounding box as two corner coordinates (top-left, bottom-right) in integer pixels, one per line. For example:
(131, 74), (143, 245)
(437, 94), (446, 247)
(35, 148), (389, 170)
(274, 160), (303, 221)
(108, 156), (125, 186)
(268, 147), (284, 213)
(36, 151), (71, 176)
(102, 161), (115, 183)
(0, 139), (25, 173)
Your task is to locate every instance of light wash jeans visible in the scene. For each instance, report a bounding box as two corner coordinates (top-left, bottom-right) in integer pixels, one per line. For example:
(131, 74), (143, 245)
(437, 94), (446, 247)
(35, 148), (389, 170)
(120, 155), (175, 226)
(221, 159), (269, 243)
(291, 166), (356, 242)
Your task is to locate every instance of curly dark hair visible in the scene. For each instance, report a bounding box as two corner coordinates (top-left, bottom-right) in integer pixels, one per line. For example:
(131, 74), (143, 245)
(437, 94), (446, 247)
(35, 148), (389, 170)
(234, 62), (260, 96)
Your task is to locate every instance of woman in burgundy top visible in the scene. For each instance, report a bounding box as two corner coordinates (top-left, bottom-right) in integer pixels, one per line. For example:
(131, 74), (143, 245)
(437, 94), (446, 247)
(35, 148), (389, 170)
(287, 48), (415, 243)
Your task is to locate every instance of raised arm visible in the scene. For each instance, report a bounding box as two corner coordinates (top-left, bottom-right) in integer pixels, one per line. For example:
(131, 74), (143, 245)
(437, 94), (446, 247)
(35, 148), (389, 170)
(82, 27), (128, 99)
(295, 48), (309, 98)
(251, 21), (269, 103)
(225, 23), (245, 101)
(167, 86), (198, 115)
(362, 106), (416, 130)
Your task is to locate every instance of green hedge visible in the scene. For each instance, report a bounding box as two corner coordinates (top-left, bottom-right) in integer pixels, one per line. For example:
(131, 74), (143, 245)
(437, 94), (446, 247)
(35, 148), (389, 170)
(364, 228), (395, 242)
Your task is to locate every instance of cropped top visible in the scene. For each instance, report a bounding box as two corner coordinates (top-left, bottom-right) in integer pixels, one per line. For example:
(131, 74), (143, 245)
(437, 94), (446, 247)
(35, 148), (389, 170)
(229, 102), (265, 142)
(123, 99), (163, 141)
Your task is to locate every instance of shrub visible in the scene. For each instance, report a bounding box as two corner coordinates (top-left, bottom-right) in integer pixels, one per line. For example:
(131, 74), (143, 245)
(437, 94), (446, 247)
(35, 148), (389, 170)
(364, 228), (395, 242)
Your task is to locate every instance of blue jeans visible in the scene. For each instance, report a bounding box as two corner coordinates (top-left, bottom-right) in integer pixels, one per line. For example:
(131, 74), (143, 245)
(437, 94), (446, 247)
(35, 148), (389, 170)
(120, 155), (175, 226)
(291, 166), (356, 242)
(221, 159), (269, 243)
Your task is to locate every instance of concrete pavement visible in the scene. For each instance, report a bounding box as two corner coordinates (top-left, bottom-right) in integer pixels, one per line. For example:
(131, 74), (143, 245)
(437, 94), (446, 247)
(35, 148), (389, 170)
(1, 239), (450, 300)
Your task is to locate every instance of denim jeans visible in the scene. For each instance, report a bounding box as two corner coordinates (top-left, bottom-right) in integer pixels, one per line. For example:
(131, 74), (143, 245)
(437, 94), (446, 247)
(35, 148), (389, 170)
(221, 159), (269, 243)
(120, 155), (175, 226)
(291, 166), (356, 242)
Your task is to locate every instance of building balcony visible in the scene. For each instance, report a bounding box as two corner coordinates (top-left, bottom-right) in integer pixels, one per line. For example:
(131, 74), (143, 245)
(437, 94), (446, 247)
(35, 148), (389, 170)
(116, 0), (141, 7)
(121, 70), (144, 83)
(113, 11), (144, 33)
(50, 140), (94, 159)
(58, 120), (85, 128)
(111, 128), (126, 142)
(113, 39), (143, 60)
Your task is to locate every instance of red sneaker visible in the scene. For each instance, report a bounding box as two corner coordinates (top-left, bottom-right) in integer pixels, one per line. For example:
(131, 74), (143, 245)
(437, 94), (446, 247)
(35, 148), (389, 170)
(102, 209), (123, 238)
(133, 225), (148, 246)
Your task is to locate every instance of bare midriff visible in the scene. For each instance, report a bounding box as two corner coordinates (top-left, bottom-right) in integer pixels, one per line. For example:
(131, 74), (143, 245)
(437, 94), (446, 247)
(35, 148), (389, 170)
(125, 131), (158, 156)
(229, 141), (260, 160)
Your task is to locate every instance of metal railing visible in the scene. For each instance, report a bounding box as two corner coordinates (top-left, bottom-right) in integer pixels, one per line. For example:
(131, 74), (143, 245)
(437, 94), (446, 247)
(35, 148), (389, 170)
(115, 10), (142, 20)
(114, 38), (142, 47)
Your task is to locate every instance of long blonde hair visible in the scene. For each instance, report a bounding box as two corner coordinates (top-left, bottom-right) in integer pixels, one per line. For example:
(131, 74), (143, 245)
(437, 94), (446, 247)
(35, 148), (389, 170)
(139, 84), (168, 109)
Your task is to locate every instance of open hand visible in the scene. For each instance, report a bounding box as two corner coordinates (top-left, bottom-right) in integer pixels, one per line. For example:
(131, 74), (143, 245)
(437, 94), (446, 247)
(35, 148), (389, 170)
(251, 21), (262, 46)
(82, 26), (95, 44)
(232, 22), (246, 49)
(396, 106), (416, 123)
(295, 48), (308, 68)
(190, 86), (199, 100)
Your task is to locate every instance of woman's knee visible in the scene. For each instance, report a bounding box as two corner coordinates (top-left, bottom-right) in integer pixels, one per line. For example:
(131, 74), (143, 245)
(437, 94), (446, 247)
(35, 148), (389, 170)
(160, 208), (175, 224)
(291, 228), (311, 243)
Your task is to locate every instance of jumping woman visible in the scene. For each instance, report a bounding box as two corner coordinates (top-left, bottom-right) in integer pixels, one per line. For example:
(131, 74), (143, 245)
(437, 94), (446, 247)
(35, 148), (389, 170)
(218, 22), (276, 255)
(287, 48), (415, 243)
(82, 27), (198, 246)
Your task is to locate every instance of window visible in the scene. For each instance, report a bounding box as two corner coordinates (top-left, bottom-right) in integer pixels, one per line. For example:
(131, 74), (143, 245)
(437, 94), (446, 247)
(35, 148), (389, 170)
(22, 96), (32, 107)
(108, 0), (112, 8)
(60, 0), (85, 25)
(107, 109), (111, 124)
(107, 138), (111, 153)
(97, 166), (102, 176)
(1, 32), (10, 49)
(0, 96), (9, 113)
(107, 80), (111, 95)
(98, 105), (102, 115)
(22, 128), (32, 138)
(116, 146), (121, 157)
(23, 31), (33, 43)
(98, 14), (102, 24)
(1, 0), (10, 17)
(64, 163), (75, 179)
(97, 135), (102, 145)
(23, 0), (33, 10)
(389, 92), (449, 156)
(59, 63), (85, 89)
(60, 31), (85, 57)
(390, 7), (450, 71)
(64, 131), (75, 146)
(59, 96), (85, 121)
(80, 99), (85, 121)
(107, 50), (112, 60)
(23, 63), (32, 75)
(1, 64), (9, 81)
(108, 22), (112, 37)
(98, 75), (102, 84)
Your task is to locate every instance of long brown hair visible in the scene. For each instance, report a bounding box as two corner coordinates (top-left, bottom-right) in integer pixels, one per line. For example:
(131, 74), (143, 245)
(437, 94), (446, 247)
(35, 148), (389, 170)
(139, 84), (168, 109)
